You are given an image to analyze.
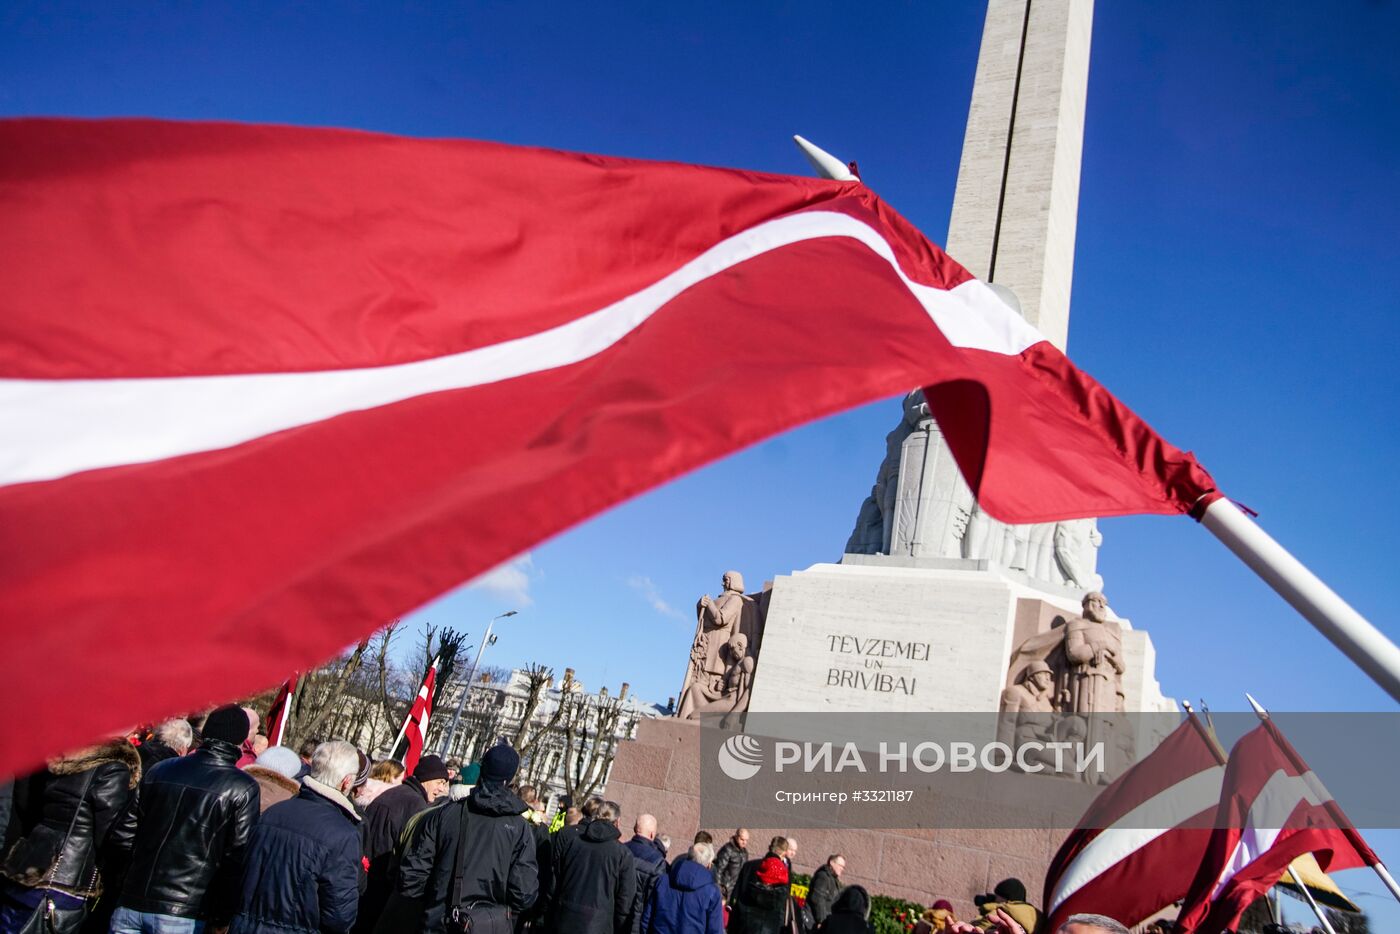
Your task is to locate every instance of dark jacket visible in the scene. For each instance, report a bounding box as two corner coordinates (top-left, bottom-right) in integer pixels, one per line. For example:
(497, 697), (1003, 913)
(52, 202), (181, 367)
(815, 886), (871, 934)
(807, 864), (841, 924)
(395, 782), (537, 934)
(549, 819), (636, 934)
(623, 835), (666, 934)
(711, 841), (746, 900)
(641, 857), (723, 934)
(726, 858), (788, 934)
(118, 738), (260, 922)
(230, 778), (363, 934)
(356, 777), (431, 934)
(1, 740), (140, 899)
(136, 740), (181, 777)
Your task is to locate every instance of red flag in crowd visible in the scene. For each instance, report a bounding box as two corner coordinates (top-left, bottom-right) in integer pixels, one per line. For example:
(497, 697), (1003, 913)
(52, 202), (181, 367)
(265, 675), (298, 748)
(394, 658), (438, 774)
(0, 118), (1217, 775)
(1044, 716), (1226, 929)
(1175, 718), (1378, 934)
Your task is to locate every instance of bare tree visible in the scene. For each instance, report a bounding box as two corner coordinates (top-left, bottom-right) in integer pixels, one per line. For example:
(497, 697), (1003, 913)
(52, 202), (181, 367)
(559, 683), (633, 803)
(289, 638), (371, 745)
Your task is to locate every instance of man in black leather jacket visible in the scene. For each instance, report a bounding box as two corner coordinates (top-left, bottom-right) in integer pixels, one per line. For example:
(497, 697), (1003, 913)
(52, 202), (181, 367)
(110, 705), (260, 934)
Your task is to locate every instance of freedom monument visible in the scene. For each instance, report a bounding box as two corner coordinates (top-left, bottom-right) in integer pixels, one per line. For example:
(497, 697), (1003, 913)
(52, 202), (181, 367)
(607, 0), (1176, 905)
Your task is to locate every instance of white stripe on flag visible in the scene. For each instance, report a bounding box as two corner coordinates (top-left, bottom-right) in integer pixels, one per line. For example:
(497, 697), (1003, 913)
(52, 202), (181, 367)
(0, 211), (1041, 487)
(1049, 766), (1225, 911)
(1210, 769), (1327, 898)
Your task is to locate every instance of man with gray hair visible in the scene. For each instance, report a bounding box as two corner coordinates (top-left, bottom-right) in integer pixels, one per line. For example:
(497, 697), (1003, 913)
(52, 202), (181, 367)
(950, 910), (1129, 934)
(231, 740), (363, 934)
(643, 842), (723, 933)
(138, 718), (193, 774)
(1057, 914), (1129, 934)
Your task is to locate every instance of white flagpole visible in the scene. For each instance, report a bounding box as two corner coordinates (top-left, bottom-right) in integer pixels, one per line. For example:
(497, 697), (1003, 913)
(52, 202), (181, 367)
(1245, 694), (1400, 907)
(792, 136), (858, 182)
(1290, 863), (1339, 934)
(1201, 498), (1400, 704)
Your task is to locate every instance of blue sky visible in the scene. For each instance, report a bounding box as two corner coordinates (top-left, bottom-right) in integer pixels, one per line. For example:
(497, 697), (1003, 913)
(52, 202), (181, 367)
(5, 0), (1398, 923)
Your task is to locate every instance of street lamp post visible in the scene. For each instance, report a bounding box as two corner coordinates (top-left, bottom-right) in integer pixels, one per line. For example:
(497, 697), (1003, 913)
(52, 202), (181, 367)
(439, 610), (517, 757)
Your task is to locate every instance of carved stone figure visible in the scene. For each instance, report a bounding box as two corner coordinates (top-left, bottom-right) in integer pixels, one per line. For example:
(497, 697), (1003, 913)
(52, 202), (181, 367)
(849, 394), (1104, 591)
(845, 391), (927, 555)
(1063, 591), (1125, 716)
(1053, 519), (1104, 590)
(677, 571), (761, 721)
(1002, 592), (1131, 781)
(997, 660), (1055, 751)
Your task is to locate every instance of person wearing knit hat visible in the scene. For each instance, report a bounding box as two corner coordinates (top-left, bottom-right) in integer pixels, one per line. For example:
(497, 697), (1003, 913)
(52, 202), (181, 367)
(245, 745), (304, 813)
(110, 704), (260, 931)
(388, 746), (537, 932)
(478, 744), (519, 785)
(728, 851), (790, 933)
(972, 878), (1041, 933)
(201, 704), (252, 746)
(355, 755), (449, 933)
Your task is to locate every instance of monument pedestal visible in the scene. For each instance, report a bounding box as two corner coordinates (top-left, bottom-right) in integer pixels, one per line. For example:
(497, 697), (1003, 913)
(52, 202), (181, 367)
(748, 556), (1174, 718)
(606, 717), (1073, 913)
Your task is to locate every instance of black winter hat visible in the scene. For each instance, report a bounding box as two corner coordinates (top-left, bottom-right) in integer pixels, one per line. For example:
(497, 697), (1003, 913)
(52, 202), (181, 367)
(413, 754), (450, 782)
(480, 744), (520, 784)
(993, 878), (1027, 903)
(202, 705), (250, 746)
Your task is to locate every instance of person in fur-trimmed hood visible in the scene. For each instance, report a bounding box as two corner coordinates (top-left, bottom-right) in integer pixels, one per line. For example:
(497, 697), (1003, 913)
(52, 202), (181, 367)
(0, 738), (140, 934)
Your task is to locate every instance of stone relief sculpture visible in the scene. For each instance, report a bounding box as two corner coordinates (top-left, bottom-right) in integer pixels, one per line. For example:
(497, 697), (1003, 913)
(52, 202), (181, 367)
(677, 571), (762, 724)
(1001, 591), (1131, 781)
(847, 393), (1103, 592)
(845, 391), (927, 555)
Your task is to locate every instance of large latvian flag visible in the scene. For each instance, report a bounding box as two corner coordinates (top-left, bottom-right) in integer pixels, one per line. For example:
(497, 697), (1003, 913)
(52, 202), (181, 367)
(1044, 717), (1226, 929)
(0, 118), (1217, 775)
(1175, 719), (1379, 934)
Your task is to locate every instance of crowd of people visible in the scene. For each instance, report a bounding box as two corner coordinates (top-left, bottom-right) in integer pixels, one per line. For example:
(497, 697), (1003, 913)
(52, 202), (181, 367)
(0, 707), (1134, 934)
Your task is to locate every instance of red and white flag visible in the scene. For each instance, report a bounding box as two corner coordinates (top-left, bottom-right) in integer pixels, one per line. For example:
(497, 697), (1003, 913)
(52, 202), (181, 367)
(265, 675), (298, 748)
(394, 657), (438, 774)
(1044, 717), (1226, 929)
(0, 118), (1217, 775)
(1175, 719), (1378, 934)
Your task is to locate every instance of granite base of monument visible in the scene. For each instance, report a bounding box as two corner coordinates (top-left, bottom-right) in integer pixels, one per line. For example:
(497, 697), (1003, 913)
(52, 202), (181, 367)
(605, 717), (1072, 913)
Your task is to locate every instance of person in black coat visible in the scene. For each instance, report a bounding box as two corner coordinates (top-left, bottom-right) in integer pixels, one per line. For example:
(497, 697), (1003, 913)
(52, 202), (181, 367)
(806, 855), (845, 925)
(548, 800), (636, 934)
(622, 815), (666, 934)
(815, 886), (872, 934)
(112, 705), (260, 934)
(710, 829), (748, 903)
(229, 741), (363, 934)
(354, 755), (450, 934)
(394, 745), (537, 934)
(0, 739), (140, 934)
(726, 851), (790, 934)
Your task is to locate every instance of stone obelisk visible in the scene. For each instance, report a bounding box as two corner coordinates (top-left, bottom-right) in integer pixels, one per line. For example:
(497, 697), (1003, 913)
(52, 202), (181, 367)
(846, 0), (1100, 584)
(946, 0), (1092, 351)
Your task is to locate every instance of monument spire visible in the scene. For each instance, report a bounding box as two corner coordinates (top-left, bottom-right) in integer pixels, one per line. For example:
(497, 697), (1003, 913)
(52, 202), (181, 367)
(845, 0), (1099, 571)
(946, 0), (1093, 351)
